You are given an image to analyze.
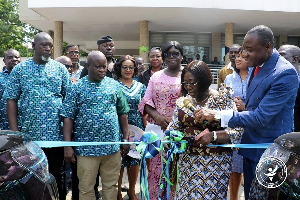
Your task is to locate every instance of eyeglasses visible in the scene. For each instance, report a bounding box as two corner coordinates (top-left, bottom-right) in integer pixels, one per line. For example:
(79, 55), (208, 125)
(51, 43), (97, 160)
(121, 66), (135, 71)
(182, 82), (198, 87)
(64, 64), (74, 69)
(164, 52), (180, 58)
(66, 51), (80, 56)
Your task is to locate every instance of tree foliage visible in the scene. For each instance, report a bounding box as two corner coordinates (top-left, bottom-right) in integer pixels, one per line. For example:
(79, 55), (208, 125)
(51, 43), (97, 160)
(0, 0), (39, 57)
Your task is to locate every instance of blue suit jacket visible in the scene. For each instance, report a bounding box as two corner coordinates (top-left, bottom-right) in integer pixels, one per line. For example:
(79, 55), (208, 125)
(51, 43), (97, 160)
(228, 49), (299, 162)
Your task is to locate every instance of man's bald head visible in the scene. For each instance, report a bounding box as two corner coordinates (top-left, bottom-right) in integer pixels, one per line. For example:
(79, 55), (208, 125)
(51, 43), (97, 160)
(55, 56), (72, 66)
(56, 56), (73, 75)
(230, 44), (241, 49)
(32, 32), (53, 64)
(229, 44), (241, 65)
(3, 49), (21, 72)
(278, 44), (300, 73)
(87, 51), (106, 64)
(34, 32), (52, 43)
(87, 51), (107, 82)
(4, 49), (20, 58)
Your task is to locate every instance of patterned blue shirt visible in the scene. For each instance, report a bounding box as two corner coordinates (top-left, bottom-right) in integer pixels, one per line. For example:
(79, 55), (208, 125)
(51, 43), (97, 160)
(0, 68), (10, 130)
(3, 58), (71, 141)
(60, 76), (130, 156)
(224, 67), (253, 103)
(118, 80), (146, 130)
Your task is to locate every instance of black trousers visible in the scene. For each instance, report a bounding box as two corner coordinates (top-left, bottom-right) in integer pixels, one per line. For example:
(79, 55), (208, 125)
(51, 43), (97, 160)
(43, 147), (66, 200)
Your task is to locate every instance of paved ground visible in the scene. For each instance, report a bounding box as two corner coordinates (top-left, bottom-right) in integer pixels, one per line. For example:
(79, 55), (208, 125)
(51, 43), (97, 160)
(66, 168), (245, 200)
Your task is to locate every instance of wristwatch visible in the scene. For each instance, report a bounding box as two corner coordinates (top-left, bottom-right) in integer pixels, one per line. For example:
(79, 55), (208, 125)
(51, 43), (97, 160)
(213, 131), (217, 142)
(121, 139), (129, 142)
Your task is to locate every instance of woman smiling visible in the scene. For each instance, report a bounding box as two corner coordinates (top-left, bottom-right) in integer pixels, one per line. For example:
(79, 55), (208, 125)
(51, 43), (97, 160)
(114, 55), (146, 200)
(167, 61), (242, 199)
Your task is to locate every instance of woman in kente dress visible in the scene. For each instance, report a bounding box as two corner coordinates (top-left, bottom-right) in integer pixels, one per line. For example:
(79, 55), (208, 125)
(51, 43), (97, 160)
(167, 61), (242, 199)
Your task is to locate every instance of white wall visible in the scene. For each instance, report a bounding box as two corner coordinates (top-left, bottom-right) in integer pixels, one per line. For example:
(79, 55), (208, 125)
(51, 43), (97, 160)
(28, 0), (300, 13)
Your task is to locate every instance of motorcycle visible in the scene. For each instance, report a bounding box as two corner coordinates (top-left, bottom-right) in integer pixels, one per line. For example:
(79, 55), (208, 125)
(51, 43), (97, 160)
(0, 130), (59, 200)
(251, 132), (300, 199)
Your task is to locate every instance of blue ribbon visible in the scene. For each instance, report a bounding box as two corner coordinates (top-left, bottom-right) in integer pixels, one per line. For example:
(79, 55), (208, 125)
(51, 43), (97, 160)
(207, 143), (272, 149)
(34, 141), (139, 148)
(34, 138), (272, 200)
(34, 141), (272, 149)
(136, 131), (161, 200)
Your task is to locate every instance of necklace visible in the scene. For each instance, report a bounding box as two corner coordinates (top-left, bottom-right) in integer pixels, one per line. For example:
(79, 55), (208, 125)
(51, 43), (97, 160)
(200, 95), (210, 103)
(192, 94), (210, 105)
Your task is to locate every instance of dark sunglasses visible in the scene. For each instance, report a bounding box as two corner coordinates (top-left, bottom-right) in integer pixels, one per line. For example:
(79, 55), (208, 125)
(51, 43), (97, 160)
(65, 64), (74, 69)
(164, 52), (180, 58)
(182, 82), (198, 87)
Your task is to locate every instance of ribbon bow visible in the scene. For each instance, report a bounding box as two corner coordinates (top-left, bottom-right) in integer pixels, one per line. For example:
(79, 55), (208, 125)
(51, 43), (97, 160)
(136, 131), (161, 200)
(159, 130), (187, 200)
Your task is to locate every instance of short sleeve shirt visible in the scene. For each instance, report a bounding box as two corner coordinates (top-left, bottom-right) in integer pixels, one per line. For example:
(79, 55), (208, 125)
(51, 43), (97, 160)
(3, 58), (71, 141)
(60, 76), (130, 156)
(224, 68), (253, 103)
(0, 69), (10, 130)
(118, 80), (146, 130)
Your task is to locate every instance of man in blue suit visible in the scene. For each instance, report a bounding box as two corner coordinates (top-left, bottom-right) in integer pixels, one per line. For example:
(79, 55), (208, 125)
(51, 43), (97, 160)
(194, 25), (299, 199)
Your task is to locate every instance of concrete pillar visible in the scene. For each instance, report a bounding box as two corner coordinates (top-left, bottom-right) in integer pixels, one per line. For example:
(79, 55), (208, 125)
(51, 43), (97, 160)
(47, 30), (54, 58)
(279, 35), (288, 47)
(54, 21), (63, 59)
(211, 32), (221, 64)
(139, 20), (149, 64)
(225, 23), (234, 65)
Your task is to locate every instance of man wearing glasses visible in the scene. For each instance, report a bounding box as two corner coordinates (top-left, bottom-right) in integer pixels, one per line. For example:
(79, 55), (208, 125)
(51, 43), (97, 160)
(65, 44), (83, 83)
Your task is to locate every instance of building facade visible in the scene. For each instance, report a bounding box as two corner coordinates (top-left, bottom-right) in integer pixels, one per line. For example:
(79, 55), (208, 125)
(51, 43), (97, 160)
(19, 0), (300, 64)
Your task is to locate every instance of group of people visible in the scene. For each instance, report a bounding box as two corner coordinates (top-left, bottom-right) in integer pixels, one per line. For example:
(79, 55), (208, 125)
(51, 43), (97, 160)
(181, 54), (209, 65)
(0, 24), (300, 200)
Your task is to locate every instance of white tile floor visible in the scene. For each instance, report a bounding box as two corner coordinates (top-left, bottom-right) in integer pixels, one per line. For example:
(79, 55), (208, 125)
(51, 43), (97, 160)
(66, 168), (245, 200)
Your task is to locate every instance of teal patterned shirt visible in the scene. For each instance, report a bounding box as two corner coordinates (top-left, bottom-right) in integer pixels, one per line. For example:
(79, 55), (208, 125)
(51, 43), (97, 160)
(0, 69), (10, 130)
(118, 80), (146, 130)
(61, 76), (130, 156)
(3, 58), (71, 141)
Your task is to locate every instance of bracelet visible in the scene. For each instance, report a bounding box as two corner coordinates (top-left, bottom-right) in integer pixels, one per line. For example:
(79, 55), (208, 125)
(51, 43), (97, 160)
(213, 131), (217, 142)
(155, 114), (160, 121)
(121, 139), (129, 142)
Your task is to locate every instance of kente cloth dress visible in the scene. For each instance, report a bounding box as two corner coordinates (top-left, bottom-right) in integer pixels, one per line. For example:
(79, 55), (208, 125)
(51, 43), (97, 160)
(138, 70), (181, 200)
(167, 86), (242, 200)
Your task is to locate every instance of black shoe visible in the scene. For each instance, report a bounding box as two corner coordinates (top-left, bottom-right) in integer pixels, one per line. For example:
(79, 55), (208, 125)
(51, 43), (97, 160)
(121, 185), (129, 192)
(95, 190), (101, 200)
